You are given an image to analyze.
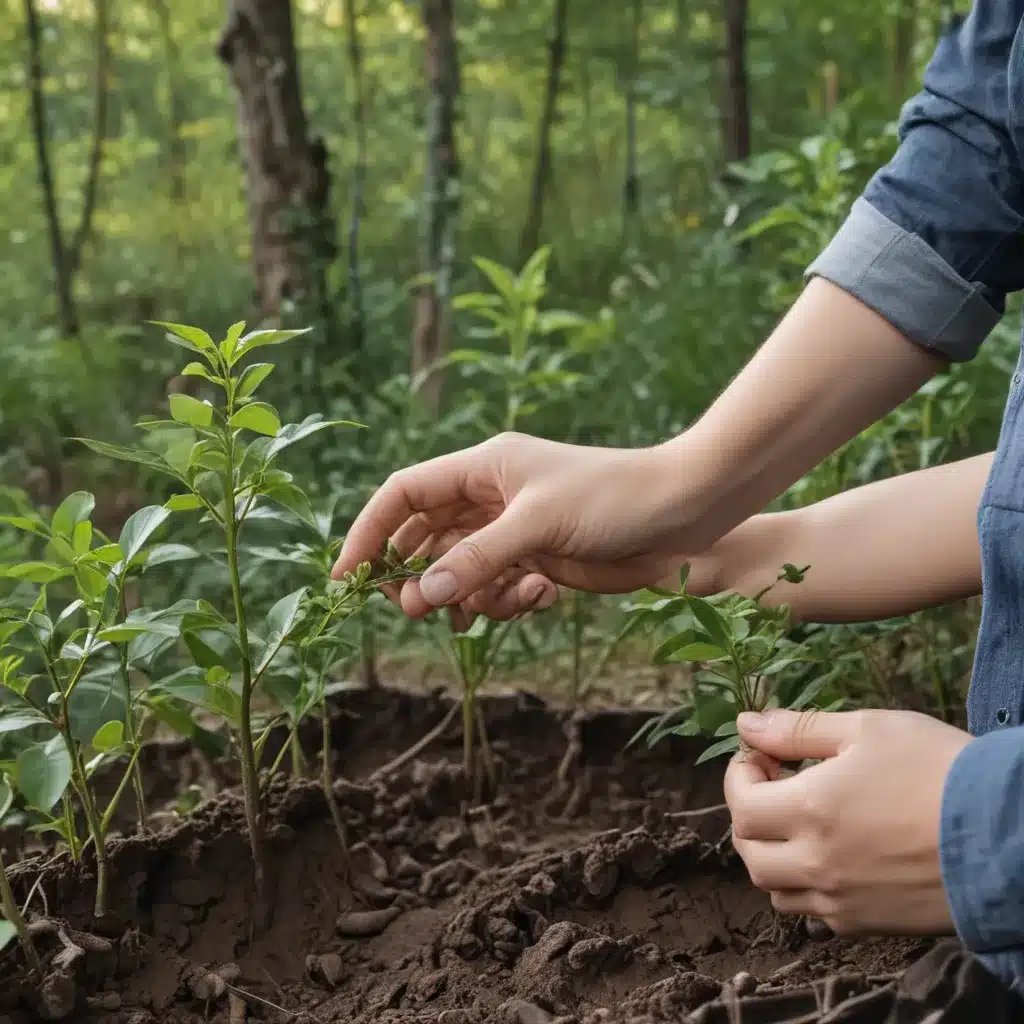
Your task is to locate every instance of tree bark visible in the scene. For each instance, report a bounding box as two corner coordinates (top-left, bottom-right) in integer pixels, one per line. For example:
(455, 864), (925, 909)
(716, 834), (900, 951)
(520, 0), (568, 262)
(412, 0), (460, 413)
(720, 0), (750, 165)
(24, 0), (109, 338)
(622, 0), (641, 231)
(343, 0), (368, 354)
(153, 0), (187, 210)
(217, 0), (337, 327)
(892, 0), (917, 100)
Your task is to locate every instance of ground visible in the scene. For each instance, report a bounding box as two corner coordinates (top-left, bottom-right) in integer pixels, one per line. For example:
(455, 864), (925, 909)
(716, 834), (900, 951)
(1, 686), (1020, 1023)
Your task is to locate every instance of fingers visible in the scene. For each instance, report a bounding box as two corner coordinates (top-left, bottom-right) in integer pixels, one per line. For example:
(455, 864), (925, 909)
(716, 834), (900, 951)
(331, 450), (475, 580)
(415, 503), (544, 609)
(724, 751), (806, 842)
(733, 836), (819, 891)
(736, 708), (860, 763)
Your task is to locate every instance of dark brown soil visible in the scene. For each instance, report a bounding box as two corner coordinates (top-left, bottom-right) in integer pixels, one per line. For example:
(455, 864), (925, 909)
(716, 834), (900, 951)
(1, 687), (1020, 1024)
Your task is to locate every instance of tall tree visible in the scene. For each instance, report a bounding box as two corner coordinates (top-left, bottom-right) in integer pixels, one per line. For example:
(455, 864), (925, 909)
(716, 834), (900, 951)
(24, 0), (110, 340)
(217, 0), (337, 330)
(623, 0), (642, 234)
(343, 0), (369, 356)
(892, 0), (917, 100)
(153, 0), (187, 212)
(720, 0), (750, 164)
(412, 0), (460, 413)
(520, 0), (569, 261)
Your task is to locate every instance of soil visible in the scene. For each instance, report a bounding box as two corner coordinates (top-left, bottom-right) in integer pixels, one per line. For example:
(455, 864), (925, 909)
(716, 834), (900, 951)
(1, 686), (1020, 1024)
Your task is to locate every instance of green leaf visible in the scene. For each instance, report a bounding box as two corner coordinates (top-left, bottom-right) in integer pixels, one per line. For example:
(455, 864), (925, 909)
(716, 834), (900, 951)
(261, 483), (317, 530)
(74, 438), (178, 477)
(169, 394), (214, 429)
(0, 562), (72, 584)
(91, 720), (124, 753)
(181, 362), (219, 382)
(51, 492), (95, 538)
(0, 775), (14, 821)
(232, 327), (312, 362)
(264, 415), (362, 461)
(265, 587), (308, 644)
(71, 520), (93, 555)
(472, 256), (518, 301)
(74, 563), (109, 601)
(16, 736), (71, 812)
(150, 321), (218, 355)
(230, 402), (281, 437)
(236, 362), (274, 398)
(666, 642), (729, 663)
(714, 719), (740, 738)
(536, 310), (589, 335)
(0, 514), (49, 538)
(221, 320), (247, 359)
(695, 735), (741, 765)
(143, 544), (199, 568)
(118, 505), (171, 565)
(165, 493), (205, 512)
(686, 596), (733, 651)
(0, 921), (15, 954)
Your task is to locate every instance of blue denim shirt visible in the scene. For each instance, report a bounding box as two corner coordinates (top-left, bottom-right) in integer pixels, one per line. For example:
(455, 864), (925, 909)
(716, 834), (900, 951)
(805, 1), (1024, 996)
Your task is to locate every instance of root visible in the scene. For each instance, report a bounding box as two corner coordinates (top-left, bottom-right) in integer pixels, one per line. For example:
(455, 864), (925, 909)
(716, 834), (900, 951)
(368, 702), (458, 783)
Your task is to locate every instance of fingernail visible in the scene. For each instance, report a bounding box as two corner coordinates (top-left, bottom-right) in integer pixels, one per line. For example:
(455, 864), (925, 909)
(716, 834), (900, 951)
(420, 570), (458, 606)
(524, 583), (547, 607)
(737, 711), (766, 733)
(533, 588), (557, 610)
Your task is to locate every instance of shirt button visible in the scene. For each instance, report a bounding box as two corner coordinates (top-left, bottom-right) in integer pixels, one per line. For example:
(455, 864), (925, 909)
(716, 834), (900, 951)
(996, 708), (1010, 725)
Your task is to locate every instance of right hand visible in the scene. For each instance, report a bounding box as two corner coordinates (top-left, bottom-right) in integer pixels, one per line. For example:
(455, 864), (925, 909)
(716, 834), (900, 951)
(331, 431), (700, 620)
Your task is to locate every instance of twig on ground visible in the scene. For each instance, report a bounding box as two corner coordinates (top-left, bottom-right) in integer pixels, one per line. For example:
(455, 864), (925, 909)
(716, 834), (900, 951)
(367, 703), (459, 782)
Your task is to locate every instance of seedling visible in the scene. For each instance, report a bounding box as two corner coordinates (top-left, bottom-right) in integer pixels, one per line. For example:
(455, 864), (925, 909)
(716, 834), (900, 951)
(416, 246), (612, 433)
(68, 320), (371, 925)
(0, 491), (199, 915)
(626, 564), (844, 763)
(0, 775), (42, 976)
(434, 614), (513, 802)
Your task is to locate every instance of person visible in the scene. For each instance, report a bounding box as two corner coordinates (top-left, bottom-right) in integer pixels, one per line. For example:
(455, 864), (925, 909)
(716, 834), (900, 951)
(333, 1), (1024, 998)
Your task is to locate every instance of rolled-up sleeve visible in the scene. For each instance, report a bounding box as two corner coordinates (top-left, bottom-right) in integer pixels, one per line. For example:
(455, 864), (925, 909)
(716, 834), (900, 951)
(807, 3), (1024, 362)
(941, 727), (1024, 995)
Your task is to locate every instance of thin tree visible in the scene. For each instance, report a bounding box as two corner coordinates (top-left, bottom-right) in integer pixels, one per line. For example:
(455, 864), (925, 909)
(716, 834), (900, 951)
(412, 0), (460, 414)
(720, 0), (750, 165)
(153, 0), (187, 215)
(343, 0), (368, 355)
(622, 0), (642, 237)
(24, 0), (110, 340)
(520, 0), (569, 262)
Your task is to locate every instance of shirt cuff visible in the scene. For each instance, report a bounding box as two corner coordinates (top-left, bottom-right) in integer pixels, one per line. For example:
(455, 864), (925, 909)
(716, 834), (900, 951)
(940, 727), (1024, 956)
(806, 197), (1001, 362)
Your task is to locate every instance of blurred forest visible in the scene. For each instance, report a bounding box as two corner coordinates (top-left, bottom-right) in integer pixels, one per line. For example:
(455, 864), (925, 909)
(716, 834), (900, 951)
(0, 0), (1014, 711)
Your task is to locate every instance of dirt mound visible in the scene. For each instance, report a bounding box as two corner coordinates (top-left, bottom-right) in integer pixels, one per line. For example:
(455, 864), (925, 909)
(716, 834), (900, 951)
(0, 688), (1019, 1024)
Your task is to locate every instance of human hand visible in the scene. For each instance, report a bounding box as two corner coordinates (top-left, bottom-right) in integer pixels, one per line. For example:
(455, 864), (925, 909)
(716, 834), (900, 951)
(331, 432), (702, 619)
(724, 707), (972, 935)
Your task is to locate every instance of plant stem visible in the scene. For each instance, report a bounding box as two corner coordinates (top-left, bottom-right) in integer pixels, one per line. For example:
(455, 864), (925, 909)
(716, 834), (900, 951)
(64, 723), (108, 917)
(223, 467), (268, 928)
(474, 702), (496, 793)
(462, 685), (476, 798)
(0, 851), (41, 978)
(319, 693), (349, 866)
(61, 791), (81, 861)
(570, 590), (584, 705)
(118, 591), (147, 831)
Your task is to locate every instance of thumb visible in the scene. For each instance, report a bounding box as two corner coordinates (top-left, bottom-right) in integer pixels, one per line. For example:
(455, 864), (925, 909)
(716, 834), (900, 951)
(416, 507), (539, 608)
(736, 708), (857, 763)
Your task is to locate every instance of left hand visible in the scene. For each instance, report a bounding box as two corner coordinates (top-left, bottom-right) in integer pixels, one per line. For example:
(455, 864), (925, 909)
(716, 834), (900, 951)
(724, 707), (972, 935)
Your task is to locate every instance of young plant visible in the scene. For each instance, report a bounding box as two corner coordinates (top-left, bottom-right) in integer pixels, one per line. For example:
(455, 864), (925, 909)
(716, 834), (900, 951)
(0, 774), (42, 977)
(416, 246), (613, 433)
(627, 564), (844, 763)
(434, 614), (514, 802)
(0, 491), (197, 916)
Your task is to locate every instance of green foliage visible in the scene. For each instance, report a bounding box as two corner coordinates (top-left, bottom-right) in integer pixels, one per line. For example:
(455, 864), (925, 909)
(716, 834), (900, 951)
(627, 564), (848, 763)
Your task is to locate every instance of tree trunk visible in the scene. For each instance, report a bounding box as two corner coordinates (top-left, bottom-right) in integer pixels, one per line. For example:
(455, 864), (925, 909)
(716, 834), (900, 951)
(24, 0), (109, 339)
(154, 0), (187, 210)
(520, 0), (569, 262)
(622, 0), (641, 233)
(343, 0), (368, 355)
(892, 0), (917, 100)
(720, 0), (750, 165)
(412, 0), (460, 413)
(217, 0), (337, 328)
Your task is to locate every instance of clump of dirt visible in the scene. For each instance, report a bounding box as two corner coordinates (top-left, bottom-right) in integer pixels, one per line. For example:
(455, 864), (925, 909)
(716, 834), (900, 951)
(0, 687), (1019, 1024)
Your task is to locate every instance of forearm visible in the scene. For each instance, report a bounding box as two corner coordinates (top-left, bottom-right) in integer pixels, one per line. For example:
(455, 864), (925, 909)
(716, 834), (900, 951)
(661, 279), (947, 551)
(673, 452), (990, 622)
